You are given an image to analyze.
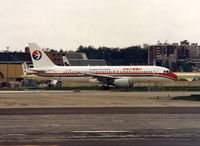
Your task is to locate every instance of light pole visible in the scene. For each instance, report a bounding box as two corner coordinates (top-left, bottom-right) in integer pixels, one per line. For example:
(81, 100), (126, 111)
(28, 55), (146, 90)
(6, 47), (9, 86)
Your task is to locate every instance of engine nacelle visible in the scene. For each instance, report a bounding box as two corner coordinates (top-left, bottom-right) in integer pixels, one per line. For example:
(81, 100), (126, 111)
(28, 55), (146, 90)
(113, 79), (133, 88)
(89, 78), (99, 83)
(49, 80), (62, 87)
(186, 78), (200, 81)
(50, 80), (58, 86)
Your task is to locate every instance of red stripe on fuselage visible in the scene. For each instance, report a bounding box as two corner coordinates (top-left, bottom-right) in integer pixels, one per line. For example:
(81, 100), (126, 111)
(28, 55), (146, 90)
(29, 72), (177, 80)
(158, 73), (177, 80)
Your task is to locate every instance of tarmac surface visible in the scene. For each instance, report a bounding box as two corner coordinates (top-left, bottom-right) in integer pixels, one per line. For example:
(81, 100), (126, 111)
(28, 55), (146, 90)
(1, 90), (200, 108)
(1, 91), (200, 145)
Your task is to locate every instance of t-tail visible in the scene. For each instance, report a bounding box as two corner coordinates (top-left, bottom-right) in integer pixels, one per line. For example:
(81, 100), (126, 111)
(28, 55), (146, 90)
(28, 43), (56, 69)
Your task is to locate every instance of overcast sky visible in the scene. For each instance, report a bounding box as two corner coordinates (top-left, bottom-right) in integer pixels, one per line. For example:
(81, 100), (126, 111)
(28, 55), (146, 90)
(0, 0), (200, 51)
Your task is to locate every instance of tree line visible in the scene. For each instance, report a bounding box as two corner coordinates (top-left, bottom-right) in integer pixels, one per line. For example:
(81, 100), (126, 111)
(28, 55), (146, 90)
(76, 45), (148, 65)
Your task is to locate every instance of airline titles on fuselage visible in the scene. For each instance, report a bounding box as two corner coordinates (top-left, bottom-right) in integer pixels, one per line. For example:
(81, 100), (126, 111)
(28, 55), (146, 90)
(61, 67), (146, 74)
(123, 68), (142, 71)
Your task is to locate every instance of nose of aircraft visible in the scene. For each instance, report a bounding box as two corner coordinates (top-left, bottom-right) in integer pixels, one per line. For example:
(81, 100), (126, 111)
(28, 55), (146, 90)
(170, 72), (178, 80)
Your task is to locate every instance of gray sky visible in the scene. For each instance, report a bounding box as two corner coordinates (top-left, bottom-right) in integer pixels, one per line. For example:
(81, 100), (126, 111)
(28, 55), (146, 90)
(0, 0), (200, 51)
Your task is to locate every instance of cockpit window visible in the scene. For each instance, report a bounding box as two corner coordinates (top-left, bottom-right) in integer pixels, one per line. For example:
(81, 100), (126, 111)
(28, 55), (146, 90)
(164, 70), (170, 73)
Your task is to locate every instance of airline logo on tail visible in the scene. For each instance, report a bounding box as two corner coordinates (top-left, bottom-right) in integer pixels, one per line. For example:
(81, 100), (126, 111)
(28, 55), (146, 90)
(32, 50), (42, 60)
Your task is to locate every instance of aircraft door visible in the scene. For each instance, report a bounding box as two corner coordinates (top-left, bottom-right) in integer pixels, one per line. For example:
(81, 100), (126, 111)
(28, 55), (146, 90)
(154, 67), (159, 74)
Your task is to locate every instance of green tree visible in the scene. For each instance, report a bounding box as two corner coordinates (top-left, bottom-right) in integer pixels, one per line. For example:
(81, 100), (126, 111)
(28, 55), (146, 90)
(182, 62), (193, 72)
(163, 60), (169, 68)
(76, 45), (148, 65)
(171, 62), (178, 72)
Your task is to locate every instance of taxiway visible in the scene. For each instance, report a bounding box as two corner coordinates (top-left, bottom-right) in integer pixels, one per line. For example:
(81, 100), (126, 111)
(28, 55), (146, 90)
(0, 91), (200, 145)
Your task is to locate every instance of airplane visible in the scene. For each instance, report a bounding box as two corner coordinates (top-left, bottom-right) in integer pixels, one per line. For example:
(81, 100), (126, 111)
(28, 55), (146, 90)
(27, 43), (178, 90)
(62, 56), (71, 66)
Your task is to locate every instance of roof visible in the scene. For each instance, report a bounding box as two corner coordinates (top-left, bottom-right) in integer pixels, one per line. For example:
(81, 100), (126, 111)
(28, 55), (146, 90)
(68, 59), (107, 66)
(66, 53), (88, 60)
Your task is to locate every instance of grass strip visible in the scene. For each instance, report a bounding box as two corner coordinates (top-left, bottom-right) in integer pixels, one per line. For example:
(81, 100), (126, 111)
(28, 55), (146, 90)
(172, 95), (200, 101)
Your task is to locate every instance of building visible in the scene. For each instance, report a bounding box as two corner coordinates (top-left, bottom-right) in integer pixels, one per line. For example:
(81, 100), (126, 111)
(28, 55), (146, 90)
(148, 43), (179, 66)
(0, 50), (31, 82)
(66, 52), (88, 60)
(0, 62), (23, 82)
(66, 52), (106, 66)
(0, 52), (31, 62)
(68, 59), (107, 66)
(190, 43), (200, 59)
(45, 50), (66, 66)
(148, 41), (200, 70)
(0, 47), (107, 82)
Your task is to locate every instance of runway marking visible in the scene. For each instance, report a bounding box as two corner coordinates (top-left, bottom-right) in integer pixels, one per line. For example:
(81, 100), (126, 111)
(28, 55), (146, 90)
(25, 145), (59, 146)
(38, 92), (91, 101)
(73, 131), (131, 133)
(39, 93), (49, 97)
(23, 143), (59, 146)
(7, 134), (25, 136)
(39, 92), (74, 100)
(164, 128), (177, 130)
(0, 91), (74, 93)
(42, 124), (100, 127)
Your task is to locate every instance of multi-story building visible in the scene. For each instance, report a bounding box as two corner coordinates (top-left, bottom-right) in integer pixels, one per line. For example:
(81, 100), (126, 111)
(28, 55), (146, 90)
(45, 50), (66, 66)
(177, 41), (190, 61)
(190, 43), (200, 59)
(148, 40), (200, 70)
(148, 43), (179, 66)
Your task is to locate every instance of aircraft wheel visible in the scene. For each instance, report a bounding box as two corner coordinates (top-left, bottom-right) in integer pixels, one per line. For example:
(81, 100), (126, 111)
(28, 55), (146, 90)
(105, 86), (110, 90)
(100, 85), (110, 90)
(57, 81), (62, 87)
(101, 86), (105, 90)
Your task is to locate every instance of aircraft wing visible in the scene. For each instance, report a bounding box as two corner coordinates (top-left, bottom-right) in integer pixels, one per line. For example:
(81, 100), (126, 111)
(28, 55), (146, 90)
(85, 73), (117, 84)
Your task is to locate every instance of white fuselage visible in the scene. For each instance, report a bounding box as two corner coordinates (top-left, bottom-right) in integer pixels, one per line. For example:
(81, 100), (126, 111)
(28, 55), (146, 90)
(30, 65), (177, 84)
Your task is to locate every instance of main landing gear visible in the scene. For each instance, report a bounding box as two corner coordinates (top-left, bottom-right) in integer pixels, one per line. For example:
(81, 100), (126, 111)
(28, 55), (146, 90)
(100, 85), (110, 90)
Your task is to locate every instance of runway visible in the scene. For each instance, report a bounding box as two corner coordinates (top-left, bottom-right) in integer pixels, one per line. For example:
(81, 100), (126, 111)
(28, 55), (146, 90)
(1, 91), (200, 145)
(1, 107), (200, 114)
(1, 107), (200, 145)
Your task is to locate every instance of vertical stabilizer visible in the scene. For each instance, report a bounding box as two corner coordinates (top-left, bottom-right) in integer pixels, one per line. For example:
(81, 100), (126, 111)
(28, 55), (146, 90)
(62, 56), (71, 66)
(28, 43), (56, 69)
